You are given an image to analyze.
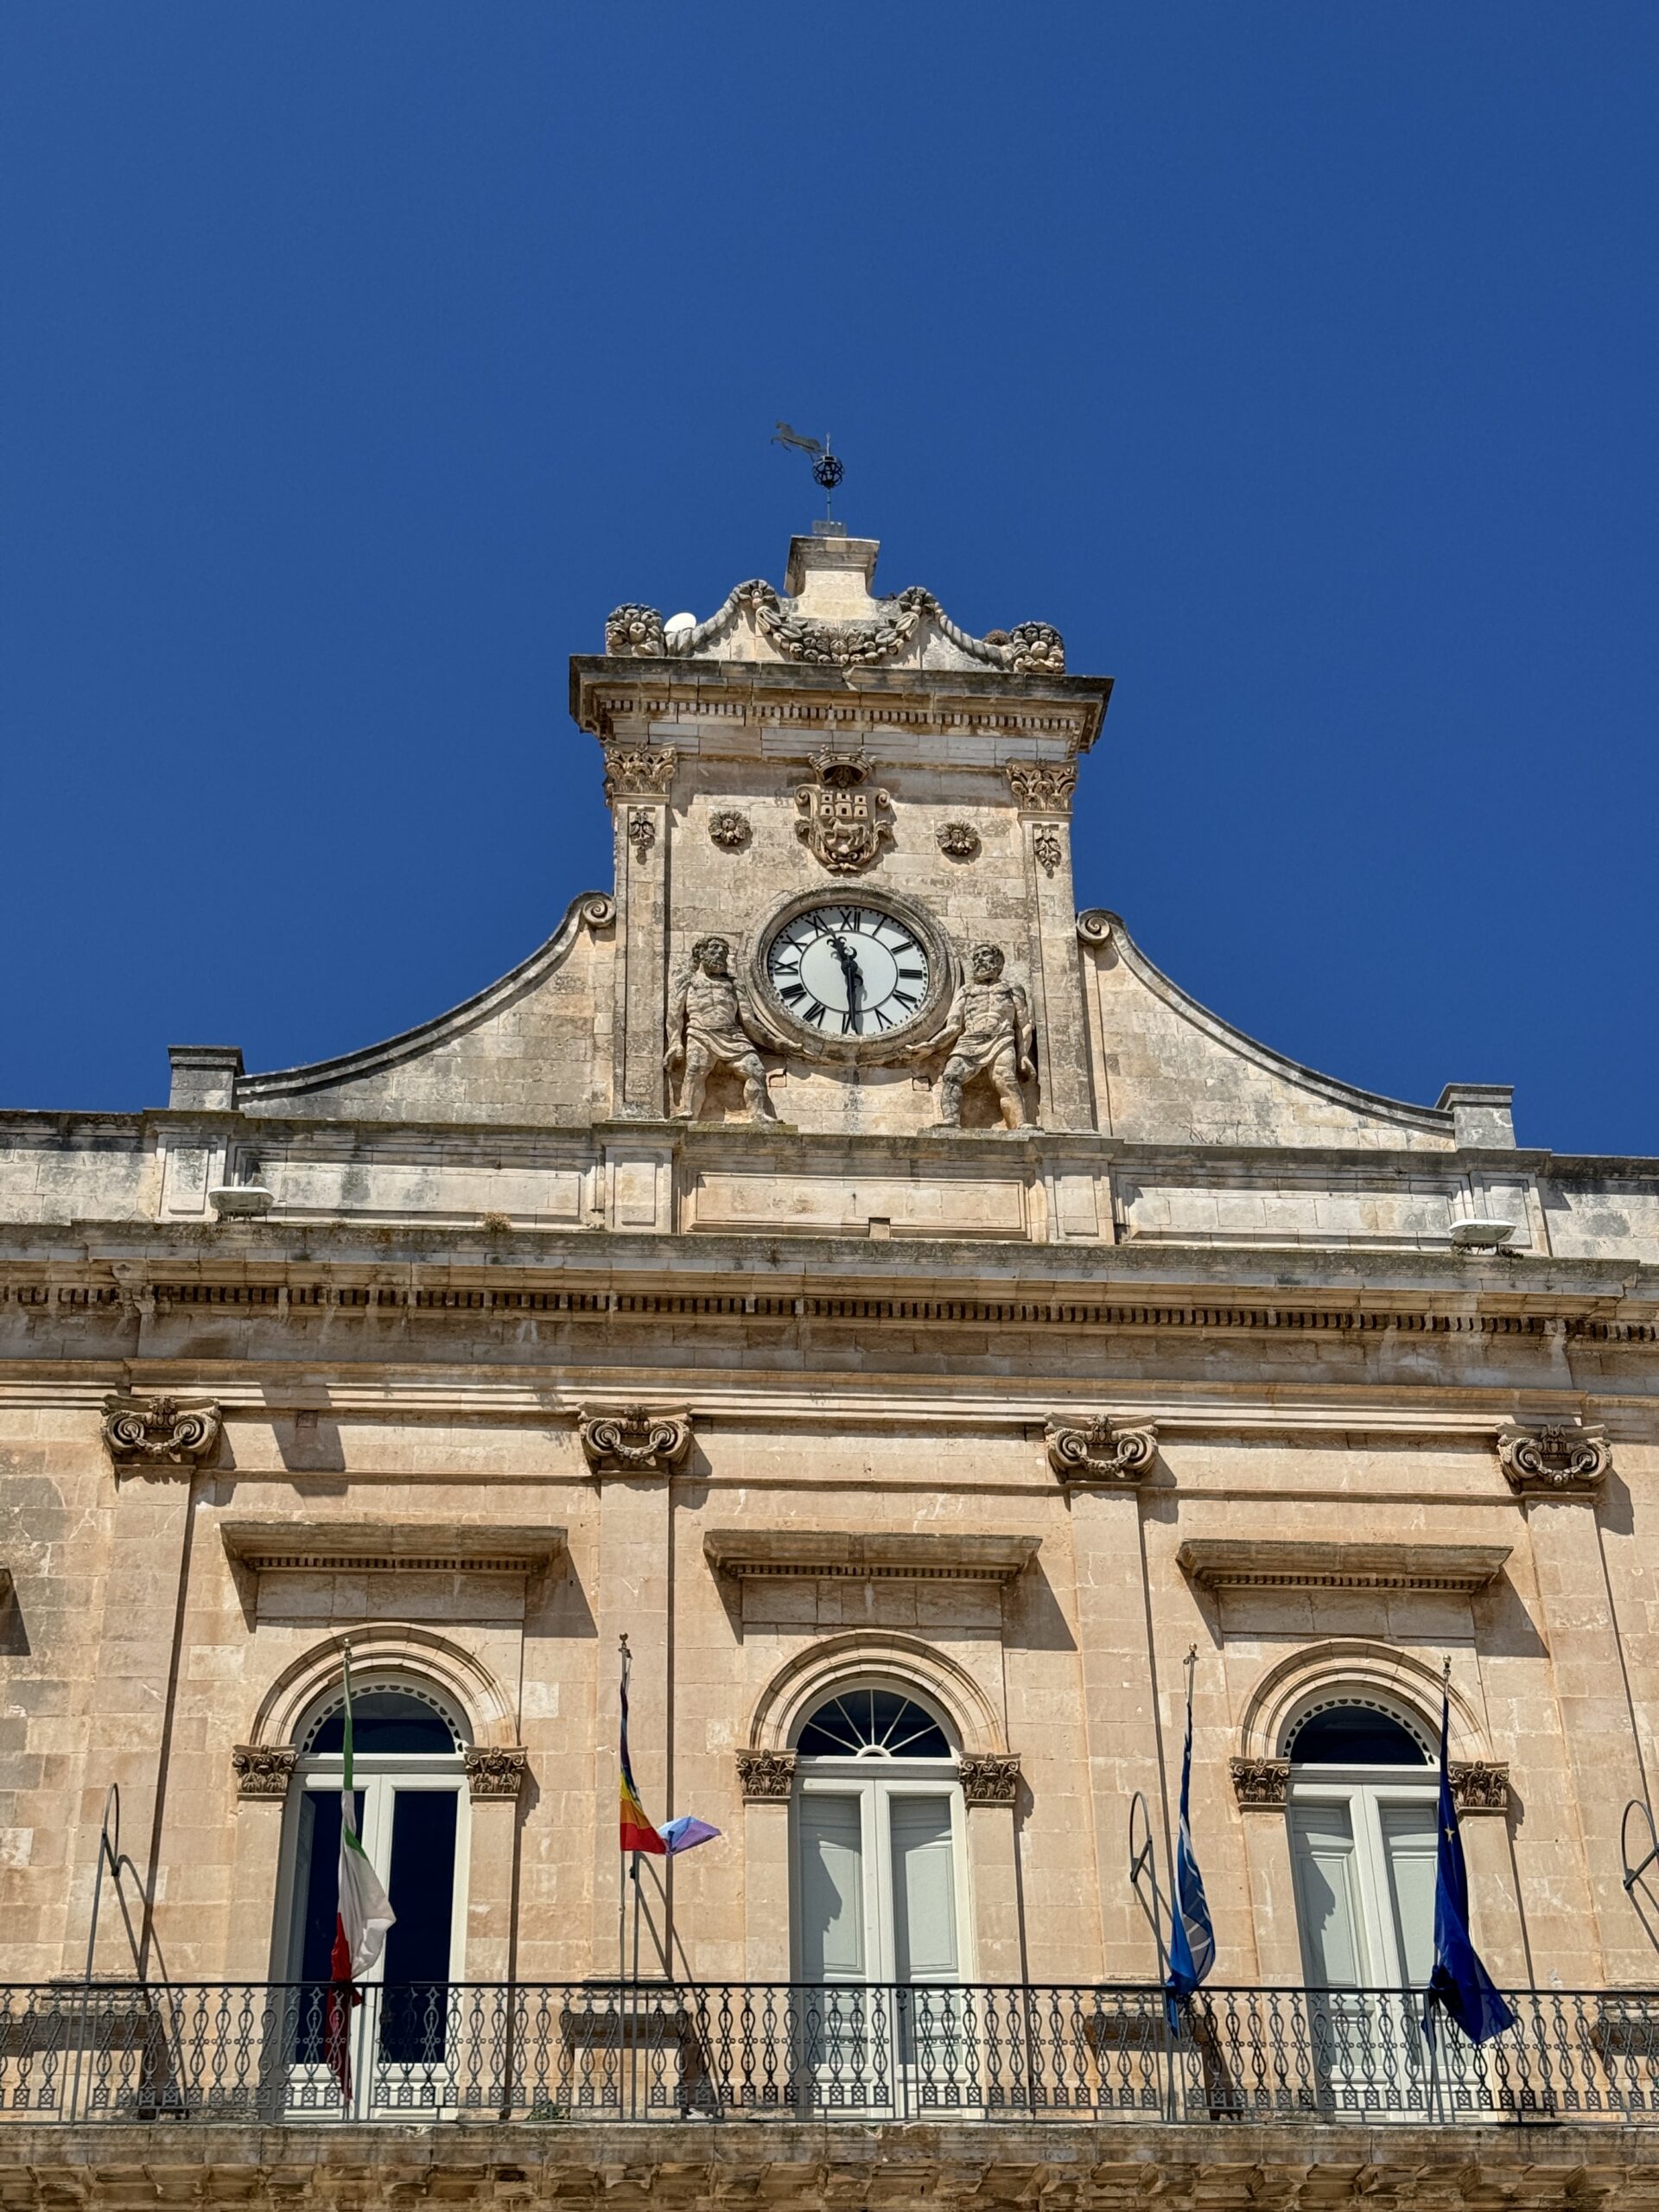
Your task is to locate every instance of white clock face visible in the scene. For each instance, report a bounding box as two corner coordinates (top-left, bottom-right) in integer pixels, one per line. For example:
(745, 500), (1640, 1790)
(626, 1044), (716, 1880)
(765, 903), (932, 1038)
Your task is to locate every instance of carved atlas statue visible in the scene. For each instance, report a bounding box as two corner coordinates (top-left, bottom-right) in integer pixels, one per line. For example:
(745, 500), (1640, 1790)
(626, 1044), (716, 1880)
(664, 936), (778, 1124)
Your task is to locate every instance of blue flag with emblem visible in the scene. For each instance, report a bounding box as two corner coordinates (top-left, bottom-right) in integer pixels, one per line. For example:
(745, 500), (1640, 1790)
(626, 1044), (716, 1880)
(1166, 1651), (1216, 2001)
(1423, 1687), (1516, 2048)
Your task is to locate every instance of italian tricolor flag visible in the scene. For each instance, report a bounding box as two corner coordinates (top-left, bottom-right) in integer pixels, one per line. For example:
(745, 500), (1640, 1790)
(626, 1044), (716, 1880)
(325, 1653), (395, 2101)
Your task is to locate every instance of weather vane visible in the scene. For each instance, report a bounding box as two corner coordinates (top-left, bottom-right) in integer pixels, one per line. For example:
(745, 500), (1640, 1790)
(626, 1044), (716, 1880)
(772, 423), (844, 520)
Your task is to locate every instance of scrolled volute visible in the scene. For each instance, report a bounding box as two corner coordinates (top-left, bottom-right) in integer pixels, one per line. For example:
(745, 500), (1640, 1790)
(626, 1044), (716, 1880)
(1045, 1414), (1158, 1486)
(1496, 1421), (1610, 1495)
(578, 1404), (694, 1478)
(102, 1392), (222, 1472)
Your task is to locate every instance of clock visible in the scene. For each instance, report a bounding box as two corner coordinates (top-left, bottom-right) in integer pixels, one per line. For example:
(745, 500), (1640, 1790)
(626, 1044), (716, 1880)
(761, 899), (937, 1041)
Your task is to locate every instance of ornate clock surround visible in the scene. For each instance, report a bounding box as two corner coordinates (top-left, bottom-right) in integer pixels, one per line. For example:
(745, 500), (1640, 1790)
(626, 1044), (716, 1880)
(746, 887), (957, 1065)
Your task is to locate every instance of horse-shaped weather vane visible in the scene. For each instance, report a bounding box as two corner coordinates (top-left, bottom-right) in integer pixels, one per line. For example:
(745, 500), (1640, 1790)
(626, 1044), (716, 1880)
(772, 423), (845, 519)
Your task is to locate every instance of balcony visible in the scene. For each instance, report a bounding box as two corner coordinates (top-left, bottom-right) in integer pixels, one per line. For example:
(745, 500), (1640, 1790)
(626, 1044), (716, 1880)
(3, 1980), (1658, 2129)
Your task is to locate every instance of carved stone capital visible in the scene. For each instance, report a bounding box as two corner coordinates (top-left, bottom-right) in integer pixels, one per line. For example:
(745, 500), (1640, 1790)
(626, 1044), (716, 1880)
(465, 1745), (529, 1802)
(1451, 1759), (1511, 1815)
(736, 1748), (796, 1801)
(1230, 1757), (1290, 1808)
(102, 1392), (222, 1472)
(957, 1753), (1021, 1807)
(232, 1745), (296, 1800)
(578, 1404), (694, 1477)
(1005, 761), (1077, 814)
(601, 744), (677, 804)
(1497, 1421), (1610, 1495)
(1046, 1414), (1158, 1485)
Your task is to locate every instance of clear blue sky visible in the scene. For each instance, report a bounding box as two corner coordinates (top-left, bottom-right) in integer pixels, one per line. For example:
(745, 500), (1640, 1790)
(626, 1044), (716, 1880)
(3, 7), (1654, 1154)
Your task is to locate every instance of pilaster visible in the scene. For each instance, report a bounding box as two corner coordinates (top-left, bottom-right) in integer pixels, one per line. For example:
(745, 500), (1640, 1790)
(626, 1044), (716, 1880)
(1007, 764), (1094, 1132)
(606, 744), (676, 1120)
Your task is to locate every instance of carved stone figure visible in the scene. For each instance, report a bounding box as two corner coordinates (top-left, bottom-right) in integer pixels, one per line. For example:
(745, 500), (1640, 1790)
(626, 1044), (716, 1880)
(794, 750), (893, 874)
(665, 937), (777, 1122)
(927, 944), (1035, 1129)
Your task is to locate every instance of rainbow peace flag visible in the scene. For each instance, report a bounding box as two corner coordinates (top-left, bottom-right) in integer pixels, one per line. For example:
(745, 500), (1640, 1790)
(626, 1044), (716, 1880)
(619, 1659), (666, 1856)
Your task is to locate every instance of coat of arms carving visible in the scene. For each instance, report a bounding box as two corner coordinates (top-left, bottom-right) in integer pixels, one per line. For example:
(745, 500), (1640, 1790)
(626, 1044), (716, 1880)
(794, 749), (893, 874)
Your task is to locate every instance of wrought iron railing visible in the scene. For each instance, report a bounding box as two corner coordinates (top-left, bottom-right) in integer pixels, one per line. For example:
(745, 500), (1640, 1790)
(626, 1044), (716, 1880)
(3, 1982), (1658, 2126)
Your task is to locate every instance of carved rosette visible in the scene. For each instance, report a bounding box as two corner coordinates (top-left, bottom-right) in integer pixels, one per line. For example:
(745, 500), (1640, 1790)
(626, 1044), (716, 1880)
(232, 1745), (296, 1801)
(605, 604), (666, 657)
(1230, 1757), (1290, 1808)
(957, 1753), (1021, 1807)
(736, 1748), (797, 1802)
(794, 749), (893, 874)
(578, 1404), (694, 1477)
(1005, 762), (1077, 814)
(1451, 1760), (1511, 1816)
(937, 821), (980, 861)
(709, 810), (751, 852)
(601, 745), (677, 807)
(1496, 1421), (1611, 1496)
(1046, 1415), (1159, 1486)
(102, 1392), (222, 1471)
(465, 1745), (529, 1802)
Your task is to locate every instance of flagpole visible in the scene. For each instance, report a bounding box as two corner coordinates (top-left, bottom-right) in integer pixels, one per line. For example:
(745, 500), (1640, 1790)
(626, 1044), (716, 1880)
(618, 1636), (630, 1991)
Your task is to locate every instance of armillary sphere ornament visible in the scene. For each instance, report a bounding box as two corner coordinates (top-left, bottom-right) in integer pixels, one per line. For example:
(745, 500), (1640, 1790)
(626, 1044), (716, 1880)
(772, 422), (845, 519)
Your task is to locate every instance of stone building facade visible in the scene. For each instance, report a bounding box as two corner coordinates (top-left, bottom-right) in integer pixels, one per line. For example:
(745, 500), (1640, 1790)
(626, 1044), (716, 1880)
(2, 524), (1658, 2203)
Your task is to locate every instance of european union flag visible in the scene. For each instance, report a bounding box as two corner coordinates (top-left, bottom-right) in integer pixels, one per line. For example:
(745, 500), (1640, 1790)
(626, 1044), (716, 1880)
(1166, 1664), (1215, 2001)
(1423, 1689), (1516, 2047)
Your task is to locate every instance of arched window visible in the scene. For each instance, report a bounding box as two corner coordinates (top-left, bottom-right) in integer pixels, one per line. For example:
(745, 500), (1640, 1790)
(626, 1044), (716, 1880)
(791, 1682), (967, 1988)
(276, 1675), (470, 2094)
(1281, 1693), (1439, 1993)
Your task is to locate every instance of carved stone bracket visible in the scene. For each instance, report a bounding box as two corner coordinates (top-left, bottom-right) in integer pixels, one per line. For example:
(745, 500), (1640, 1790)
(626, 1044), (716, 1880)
(1452, 1760), (1511, 1815)
(102, 1392), (222, 1472)
(957, 1753), (1021, 1807)
(795, 749), (893, 874)
(736, 1748), (797, 1801)
(578, 1404), (694, 1477)
(232, 1745), (296, 1801)
(1497, 1421), (1611, 1496)
(601, 744), (677, 805)
(1230, 1757), (1290, 1808)
(465, 1745), (530, 1802)
(1046, 1415), (1158, 1485)
(1006, 762), (1077, 814)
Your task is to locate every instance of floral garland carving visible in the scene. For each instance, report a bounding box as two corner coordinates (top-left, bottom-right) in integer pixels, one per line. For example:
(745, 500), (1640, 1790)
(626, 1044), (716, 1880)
(603, 582), (1065, 674)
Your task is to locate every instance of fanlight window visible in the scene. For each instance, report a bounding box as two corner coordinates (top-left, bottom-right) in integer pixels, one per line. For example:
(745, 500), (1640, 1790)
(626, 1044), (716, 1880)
(796, 1688), (953, 1760)
(302, 1685), (464, 1757)
(1285, 1696), (1429, 1767)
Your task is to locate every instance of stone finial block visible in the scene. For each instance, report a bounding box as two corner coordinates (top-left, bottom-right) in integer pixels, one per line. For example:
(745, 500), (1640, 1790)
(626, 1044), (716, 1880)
(167, 1046), (243, 1111)
(102, 1392), (222, 1472)
(1046, 1415), (1158, 1485)
(1437, 1084), (1516, 1148)
(578, 1405), (693, 1478)
(1497, 1421), (1611, 1496)
(958, 1754), (1021, 1807)
(736, 1749), (797, 1802)
(465, 1746), (529, 1802)
(232, 1745), (296, 1800)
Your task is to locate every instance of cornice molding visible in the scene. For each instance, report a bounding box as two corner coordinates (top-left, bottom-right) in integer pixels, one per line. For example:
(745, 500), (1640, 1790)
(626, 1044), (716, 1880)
(219, 1522), (564, 1577)
(703, 1530), (1038, 1585)
(1179, 1540), (1511, 1594)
